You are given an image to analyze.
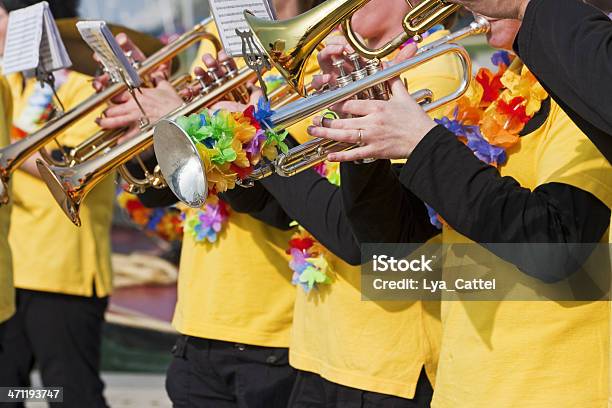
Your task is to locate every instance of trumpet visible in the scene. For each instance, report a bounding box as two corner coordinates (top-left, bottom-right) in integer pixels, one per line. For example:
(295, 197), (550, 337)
(152, 17), (490, 208)
(0, 20), (221, 205)
(242, 0), (460, 96)
(37, 64), (262, 226)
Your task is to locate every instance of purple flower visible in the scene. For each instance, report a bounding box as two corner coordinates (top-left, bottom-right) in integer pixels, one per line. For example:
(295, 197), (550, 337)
(245, 129), (267, 156)
(425, 205), (443, 230)
(289, 248), (312, 292)
(464, 129), (508, 165)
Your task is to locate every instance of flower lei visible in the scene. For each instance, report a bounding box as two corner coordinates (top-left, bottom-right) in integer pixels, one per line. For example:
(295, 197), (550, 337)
(12, 70), (69, 139)
(176, 97), (289, 244)
(429, 51), (548, 229)
(286, 161), (340, 292)
(116, 187), (184, 242)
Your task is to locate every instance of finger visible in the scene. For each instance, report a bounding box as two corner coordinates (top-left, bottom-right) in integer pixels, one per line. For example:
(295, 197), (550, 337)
(116, 33), (146, 62)
(311, 74), (333, 91)
(218, 51), (237, 71)
(335, 99), (387, 117)
(97, 114), (139, 129)
(202, 53), (221, 74)
(328, 146), (377, 162)
(311, 115), (368, 130)
(306, 126), (362, 144)
(318, 44), (347, 63)
(324, 35), (349, 46)
(109, 91), (131, 105)
(103, 101), (138, 118)
(390, 43), (418, 66)
(211, 101), (246, 112)
(389, 76), (411, 98)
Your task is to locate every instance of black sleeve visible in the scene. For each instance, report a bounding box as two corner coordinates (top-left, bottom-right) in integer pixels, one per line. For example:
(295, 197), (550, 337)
(400, 125), (611, 282)
(515, 0), (612, 162)
(219, 183), (294, 231)
(253, 170), (364, 265)
(339, 160), (440, 245)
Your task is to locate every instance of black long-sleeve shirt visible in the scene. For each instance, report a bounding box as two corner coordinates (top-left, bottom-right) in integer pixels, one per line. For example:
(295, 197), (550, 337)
(515, 0), (612, 163)
(340, 124), (610, 283)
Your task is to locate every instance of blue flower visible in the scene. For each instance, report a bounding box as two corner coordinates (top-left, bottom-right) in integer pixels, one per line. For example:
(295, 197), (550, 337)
(254, 97), (275, 126)
(491, 50), (511, 67)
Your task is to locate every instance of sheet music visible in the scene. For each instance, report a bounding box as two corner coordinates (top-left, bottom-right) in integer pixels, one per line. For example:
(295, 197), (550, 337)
(208, 0), (276, 57)
(2, 1), (71, 76)
(76, 21), (142, 88)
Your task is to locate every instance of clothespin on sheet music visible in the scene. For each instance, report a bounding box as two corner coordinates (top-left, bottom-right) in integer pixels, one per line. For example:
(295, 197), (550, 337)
(2, 1), (72, 114)
(76, 21), (149, 128)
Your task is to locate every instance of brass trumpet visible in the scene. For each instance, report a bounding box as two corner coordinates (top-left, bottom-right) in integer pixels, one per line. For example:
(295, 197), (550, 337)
(243, 0), (459, 96)
(153, 18), (490, 208)
(37, 65), (260, 226)
(0, 20), (221, 205)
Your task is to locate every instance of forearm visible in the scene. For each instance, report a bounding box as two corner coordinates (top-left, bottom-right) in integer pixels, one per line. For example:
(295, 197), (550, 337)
(259, 171), (363, 265)
(340, 160), (439, 245)
(401, 125), (611, 281)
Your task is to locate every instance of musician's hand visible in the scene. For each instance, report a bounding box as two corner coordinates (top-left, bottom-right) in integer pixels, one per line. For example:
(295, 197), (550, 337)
(311, 35), (356, 91)
(96, 80), (182, 130)
(211, 86), (263, 113)
(92, 33), (170, 94)
(306, 46), (435, 161)
(448, 0), (531, 19)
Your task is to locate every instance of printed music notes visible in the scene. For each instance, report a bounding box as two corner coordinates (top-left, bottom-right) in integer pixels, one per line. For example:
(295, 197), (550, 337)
(2, 1), (71, 76)
(208, 0), (276, 56)
(76, 21), (142, 89)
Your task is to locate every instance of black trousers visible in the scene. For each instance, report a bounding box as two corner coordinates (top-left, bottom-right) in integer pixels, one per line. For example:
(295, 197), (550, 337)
(287, 368), (433, 408)
(0, 289), (108, 408)
(166, 335), (297, 408)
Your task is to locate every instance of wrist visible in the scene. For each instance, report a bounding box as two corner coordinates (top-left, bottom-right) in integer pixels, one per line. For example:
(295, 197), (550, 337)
(518, 0), (531, 19)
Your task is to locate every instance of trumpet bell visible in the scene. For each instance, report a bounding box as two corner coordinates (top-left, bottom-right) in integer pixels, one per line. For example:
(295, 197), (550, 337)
(244, 0), (369, 96)
(153, 120), (208, 208)
(36, 160), (83, 226)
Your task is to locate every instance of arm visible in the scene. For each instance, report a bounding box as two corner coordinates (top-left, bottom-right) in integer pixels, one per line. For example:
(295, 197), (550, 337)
(400, 125), (611, 282)
(339, 160), (440, 245)
(515, 0), (612, 161)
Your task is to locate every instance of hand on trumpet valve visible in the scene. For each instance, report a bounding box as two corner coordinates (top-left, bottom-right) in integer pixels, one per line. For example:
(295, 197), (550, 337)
(311, 35), (367, 92)
(95, 80), (183, 136)
(306, 45), (436, 162)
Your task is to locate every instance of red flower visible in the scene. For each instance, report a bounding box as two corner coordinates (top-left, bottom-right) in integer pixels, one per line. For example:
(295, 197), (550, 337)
(125, 199), (145, 212)
(242, 105), (261, 130)
(230, 163), (254, 180)
(289, 237), (314, 252)
(475, 67), (504, 104)
(496, 97), (531, 124)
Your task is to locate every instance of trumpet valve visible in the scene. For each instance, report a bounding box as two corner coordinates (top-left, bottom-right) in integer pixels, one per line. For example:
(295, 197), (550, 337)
(348, 53), (373, 100)
(125, 183), (147, 195)
(366, 60), (390, 101)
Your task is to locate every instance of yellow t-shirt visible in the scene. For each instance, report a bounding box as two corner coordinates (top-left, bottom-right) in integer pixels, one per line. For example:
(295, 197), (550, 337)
(7, 72), (115, 297)
(289, 30), (462, 399)
(173, 23), (319, 347)
(0, 76), (14, 324)
(432, 99), (612, 407)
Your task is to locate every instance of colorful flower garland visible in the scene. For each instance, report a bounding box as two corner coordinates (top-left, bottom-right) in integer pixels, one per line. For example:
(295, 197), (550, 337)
(430, 51), (548, 228)
(286, 160), (340, 292)
(175, 98), (289, 244)
(116, 187), (184, 242)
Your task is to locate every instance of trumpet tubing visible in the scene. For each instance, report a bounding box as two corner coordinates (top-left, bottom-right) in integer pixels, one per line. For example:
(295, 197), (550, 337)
(0, 21), (221, 205)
